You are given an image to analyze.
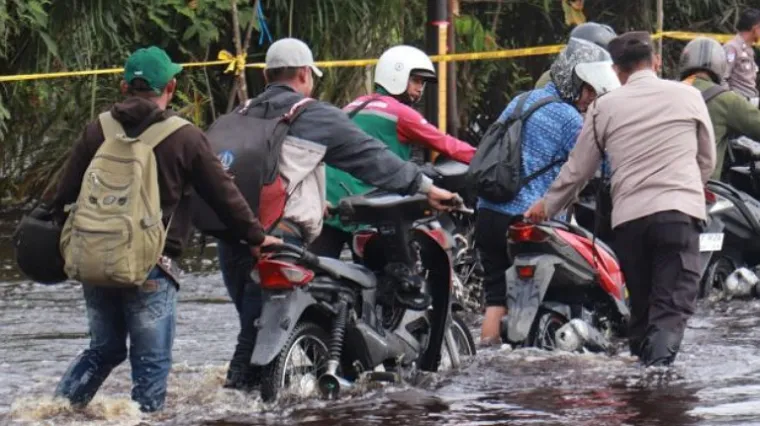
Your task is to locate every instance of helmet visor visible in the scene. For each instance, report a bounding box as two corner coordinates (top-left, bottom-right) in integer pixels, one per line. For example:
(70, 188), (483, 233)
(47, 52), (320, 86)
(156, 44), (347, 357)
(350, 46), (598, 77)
(575, 61), (620, 96)
(411, 68), (438, 83)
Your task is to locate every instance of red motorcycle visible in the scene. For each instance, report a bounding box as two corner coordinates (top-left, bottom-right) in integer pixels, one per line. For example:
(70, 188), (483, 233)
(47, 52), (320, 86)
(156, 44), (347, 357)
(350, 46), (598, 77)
(500, 217), (630, 352)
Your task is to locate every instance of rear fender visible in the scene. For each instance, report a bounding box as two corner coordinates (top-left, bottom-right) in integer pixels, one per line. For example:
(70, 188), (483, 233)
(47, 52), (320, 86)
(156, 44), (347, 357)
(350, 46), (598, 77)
(505, 254), (562, 343)
(412, 227), (453, 371)
(250, 287), (322, 366)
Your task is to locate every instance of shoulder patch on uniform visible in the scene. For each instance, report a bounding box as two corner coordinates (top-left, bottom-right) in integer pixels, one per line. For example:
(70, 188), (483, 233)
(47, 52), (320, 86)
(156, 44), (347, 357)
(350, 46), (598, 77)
(727, 51), (736, 63)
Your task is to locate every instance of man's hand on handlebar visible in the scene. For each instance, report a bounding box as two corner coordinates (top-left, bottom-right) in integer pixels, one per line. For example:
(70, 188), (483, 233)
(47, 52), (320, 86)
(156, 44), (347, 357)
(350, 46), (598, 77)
(250, 235), (284, 258)
(427, 185), (461, 211)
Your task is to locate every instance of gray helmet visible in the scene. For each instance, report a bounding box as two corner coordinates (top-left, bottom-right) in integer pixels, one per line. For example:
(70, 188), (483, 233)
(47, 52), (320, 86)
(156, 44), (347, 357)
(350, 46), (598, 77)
(550, 37), (620, 102)
(678, 37), (727, 84)
(570, 22), (617, 51)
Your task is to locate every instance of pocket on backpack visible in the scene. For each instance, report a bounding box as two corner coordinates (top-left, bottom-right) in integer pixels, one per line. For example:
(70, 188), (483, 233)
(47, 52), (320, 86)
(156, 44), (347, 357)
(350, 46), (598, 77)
(62, 211), (135, 286)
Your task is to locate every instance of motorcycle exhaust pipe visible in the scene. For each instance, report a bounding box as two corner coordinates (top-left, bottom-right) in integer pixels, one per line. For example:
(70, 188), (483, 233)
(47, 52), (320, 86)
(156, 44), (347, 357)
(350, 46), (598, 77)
(318, 360), (353, 399)
(555, 319), (611, 353)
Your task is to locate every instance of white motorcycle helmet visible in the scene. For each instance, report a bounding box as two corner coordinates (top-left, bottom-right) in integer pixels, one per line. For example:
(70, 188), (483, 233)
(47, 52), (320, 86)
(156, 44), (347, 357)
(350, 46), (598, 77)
(551, 37), (620, 102)
(374, 45), (437, 96)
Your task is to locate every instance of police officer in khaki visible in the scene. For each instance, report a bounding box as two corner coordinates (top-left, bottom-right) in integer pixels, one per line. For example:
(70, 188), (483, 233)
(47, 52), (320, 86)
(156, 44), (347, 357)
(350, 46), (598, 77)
(724, 9), (760, 106)
(525, 31), (716, 367)
(681, 37), (760, 180)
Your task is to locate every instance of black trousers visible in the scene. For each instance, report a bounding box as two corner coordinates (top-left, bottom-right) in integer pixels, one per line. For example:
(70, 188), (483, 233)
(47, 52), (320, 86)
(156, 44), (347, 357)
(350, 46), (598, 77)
(474, 208), (513, 307)
(613, 210), (702, 366)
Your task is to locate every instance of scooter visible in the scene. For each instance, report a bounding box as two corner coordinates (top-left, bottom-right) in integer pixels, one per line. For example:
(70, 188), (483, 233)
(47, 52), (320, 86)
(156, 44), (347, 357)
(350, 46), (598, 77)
(702, 179), (760, 297)
(250, 167), (477, 402)
(572, 177), (728, 299)
(500, 214), (630, 353)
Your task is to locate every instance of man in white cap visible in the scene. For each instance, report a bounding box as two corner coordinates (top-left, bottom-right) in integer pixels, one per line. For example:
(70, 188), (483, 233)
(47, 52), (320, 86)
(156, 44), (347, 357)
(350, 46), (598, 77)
(214, 38), (459, 391)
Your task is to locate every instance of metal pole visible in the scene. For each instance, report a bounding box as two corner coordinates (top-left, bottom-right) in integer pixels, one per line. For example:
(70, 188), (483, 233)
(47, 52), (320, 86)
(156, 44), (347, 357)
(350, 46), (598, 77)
(425, 0), (447, 129)
(656, 0), (663, 76)
(447, 0), (459, 138)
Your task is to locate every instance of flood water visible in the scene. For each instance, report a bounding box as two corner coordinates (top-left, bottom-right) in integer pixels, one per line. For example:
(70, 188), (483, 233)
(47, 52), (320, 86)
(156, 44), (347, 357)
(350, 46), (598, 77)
(2, 212), (760, 426)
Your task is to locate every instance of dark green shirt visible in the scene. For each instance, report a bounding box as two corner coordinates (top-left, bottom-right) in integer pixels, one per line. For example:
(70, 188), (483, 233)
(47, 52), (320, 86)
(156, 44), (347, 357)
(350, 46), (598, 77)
(689, 75), (760, 179)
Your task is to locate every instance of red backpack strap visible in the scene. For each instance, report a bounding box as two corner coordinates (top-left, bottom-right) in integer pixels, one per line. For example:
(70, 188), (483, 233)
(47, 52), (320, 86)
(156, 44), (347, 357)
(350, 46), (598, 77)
(283, 97), (314, 122)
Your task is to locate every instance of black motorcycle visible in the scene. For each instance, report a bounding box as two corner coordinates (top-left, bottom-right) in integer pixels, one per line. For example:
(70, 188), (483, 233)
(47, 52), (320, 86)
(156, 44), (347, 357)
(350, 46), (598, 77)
(250, 177), (477, 402)
(694, 137), (760, 297)
(422, 159), (484, 313)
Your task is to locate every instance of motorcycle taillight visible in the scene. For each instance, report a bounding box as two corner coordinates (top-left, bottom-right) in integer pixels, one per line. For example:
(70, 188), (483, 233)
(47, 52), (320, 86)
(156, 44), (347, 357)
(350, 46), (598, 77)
(508, 223), (549, 243)
(705, 188), (717, 204)
(256, 259), (314, 290)
(352, 230), (376, 259)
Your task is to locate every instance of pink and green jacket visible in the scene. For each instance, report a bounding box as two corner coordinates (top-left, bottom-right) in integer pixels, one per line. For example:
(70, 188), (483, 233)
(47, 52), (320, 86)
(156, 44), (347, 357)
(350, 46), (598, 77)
(325, 92), (475, 232)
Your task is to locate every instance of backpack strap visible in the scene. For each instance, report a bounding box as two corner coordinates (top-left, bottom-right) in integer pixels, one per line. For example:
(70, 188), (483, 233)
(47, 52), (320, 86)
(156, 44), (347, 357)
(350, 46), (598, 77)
(347, 96), (378, 119)
(508, 93), (532, 120)
(98, 112), (127, 140)
(136, 116), (192, 149)
(702, 85), (729, 104)
(98, 112), (191, 149)
(514, 95), (563, 186)
(518, 95), (561, 121)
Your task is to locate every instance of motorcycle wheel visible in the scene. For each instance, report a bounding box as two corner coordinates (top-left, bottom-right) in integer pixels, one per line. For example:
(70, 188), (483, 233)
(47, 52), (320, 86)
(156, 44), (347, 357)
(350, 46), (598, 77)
(527, 309), (568, 350)
(700, 256), (736, 299)
(440, 313), (477, 370)
(259, 321), (331, 403)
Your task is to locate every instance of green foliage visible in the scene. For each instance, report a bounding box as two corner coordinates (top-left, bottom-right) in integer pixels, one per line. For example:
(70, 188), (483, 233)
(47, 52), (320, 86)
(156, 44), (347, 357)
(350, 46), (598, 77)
(2, 0), (759, 202)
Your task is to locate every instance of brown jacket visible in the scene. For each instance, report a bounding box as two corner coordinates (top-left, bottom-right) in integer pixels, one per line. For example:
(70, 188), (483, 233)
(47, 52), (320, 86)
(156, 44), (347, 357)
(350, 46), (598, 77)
(51, 97), (266, 258)
(544, 70), (716, 228)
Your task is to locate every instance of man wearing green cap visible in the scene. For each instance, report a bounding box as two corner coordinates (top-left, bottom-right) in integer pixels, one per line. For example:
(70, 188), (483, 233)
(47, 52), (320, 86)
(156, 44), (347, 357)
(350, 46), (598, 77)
(50, 46), (278, 412)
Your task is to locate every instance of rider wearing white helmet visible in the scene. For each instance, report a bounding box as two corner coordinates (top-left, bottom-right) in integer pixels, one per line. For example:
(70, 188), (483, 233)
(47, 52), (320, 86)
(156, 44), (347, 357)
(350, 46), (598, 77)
(311, 45), (476, 261)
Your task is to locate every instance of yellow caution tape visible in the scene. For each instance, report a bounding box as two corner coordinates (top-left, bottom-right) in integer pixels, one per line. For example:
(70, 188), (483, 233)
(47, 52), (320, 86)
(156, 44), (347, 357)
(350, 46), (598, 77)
(0, 32), (751, 83)
(217, 50), (247, 75)
(245, 44), (567, 69)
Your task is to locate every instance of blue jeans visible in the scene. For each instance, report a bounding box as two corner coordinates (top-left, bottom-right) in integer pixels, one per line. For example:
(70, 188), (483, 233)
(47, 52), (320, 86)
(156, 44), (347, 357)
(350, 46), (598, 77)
(218, 232), (302, 387)
(218, 241), (260, 386)
(55, 267), (177, 412)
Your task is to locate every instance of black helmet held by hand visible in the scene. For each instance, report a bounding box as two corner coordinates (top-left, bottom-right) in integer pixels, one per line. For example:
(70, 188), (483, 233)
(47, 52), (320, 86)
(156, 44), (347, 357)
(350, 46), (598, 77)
(678, 37), (727, 84)
(13, 204), (67, 285)
(570, 22), (617, 51)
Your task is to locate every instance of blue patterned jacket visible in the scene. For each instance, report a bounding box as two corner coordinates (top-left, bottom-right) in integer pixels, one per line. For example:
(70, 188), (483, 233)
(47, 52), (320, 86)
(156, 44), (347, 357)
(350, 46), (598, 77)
(478, 83), (584, 217)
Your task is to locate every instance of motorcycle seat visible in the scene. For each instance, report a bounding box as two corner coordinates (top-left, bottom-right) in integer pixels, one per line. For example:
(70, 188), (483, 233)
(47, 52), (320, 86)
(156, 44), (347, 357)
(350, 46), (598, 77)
(317, 257), (377, 289)
(731, 137), (760, 160)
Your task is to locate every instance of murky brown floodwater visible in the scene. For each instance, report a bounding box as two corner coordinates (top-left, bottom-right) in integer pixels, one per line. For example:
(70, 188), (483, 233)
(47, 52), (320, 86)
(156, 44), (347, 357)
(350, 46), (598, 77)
(2, 212), (760, 426)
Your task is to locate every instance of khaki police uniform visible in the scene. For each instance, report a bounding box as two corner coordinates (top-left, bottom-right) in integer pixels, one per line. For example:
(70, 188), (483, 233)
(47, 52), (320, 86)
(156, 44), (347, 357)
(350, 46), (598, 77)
(724, 34), (759, 105)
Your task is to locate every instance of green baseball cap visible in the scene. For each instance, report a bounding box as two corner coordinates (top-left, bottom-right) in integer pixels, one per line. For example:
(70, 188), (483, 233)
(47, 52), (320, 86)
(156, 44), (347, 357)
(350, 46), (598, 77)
(124, 46), (183, 93)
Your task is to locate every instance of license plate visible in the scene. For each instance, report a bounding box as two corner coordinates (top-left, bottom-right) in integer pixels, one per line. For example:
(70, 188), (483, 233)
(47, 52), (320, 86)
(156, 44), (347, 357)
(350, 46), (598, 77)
(699, 233), (724, 252)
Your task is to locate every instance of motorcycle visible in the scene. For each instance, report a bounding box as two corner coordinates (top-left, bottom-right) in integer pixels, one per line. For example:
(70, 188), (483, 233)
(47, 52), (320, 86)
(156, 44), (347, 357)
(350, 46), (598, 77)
(702, 179), (760, 297)
(572, 177), (728, 300)
(500, 212), (630, 352)
(421, 159), (484, 313)
(250, 169), (477, 402)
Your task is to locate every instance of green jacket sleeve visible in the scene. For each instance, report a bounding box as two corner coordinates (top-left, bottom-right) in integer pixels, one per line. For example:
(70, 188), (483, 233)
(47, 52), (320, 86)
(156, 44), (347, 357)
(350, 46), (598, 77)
(535, 70), (551, 89)
(724, 91), (760, 141)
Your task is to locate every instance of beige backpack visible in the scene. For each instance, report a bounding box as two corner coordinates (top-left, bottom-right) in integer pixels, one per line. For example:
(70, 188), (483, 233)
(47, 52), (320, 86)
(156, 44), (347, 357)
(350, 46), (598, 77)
(60, 112), (190, 287)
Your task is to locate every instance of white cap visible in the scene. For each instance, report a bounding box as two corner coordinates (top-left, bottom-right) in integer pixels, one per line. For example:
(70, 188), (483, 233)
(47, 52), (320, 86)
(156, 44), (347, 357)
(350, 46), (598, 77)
(265, 38), (323, 77)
